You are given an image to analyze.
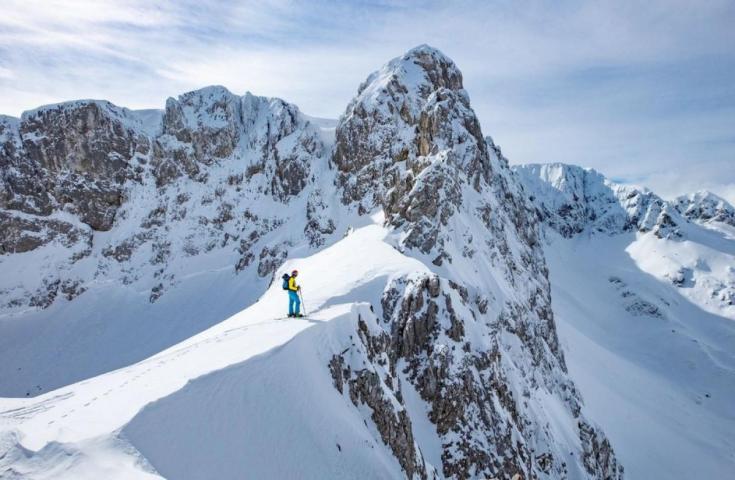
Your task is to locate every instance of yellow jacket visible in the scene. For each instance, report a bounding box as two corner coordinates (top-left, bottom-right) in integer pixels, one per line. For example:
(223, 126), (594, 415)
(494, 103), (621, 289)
(288, 276), (299, 292)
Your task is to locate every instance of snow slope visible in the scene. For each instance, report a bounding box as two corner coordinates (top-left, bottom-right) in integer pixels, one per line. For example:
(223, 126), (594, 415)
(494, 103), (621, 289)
(1, 211), (624, 478)
(514, 162), (735, 477)
(546, 233), (735, 477)
(0, 222), (429, 478)
(0, 86), (341, 397)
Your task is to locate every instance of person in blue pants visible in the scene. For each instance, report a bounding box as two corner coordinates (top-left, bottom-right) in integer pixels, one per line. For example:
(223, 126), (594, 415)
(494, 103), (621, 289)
(287, 270), (302, 318)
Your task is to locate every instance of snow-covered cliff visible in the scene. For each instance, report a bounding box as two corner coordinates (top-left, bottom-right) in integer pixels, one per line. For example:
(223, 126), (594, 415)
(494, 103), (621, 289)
(327, 46), (620, 478)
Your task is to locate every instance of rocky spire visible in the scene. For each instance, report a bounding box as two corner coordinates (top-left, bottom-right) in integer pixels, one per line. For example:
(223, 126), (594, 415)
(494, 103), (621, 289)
(329, 46), (623, 479)
(333, 45), (489, 218)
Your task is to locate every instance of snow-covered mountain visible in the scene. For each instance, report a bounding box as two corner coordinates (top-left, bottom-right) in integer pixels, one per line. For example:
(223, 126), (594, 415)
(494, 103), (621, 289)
(513, 163), (683, 239)
(515, 162), (735, 317)
(514, 162), (735, 477)
(0, 45), (732, 479)
(0, 85), (339, 395)
(674, 190), (735, 228)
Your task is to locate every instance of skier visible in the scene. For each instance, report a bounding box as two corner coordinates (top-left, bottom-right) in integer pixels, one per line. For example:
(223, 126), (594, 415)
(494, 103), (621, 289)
(283, 269), (302, 318)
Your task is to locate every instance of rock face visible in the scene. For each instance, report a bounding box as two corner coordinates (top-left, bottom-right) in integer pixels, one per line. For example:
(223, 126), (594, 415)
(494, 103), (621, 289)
(514, 163), (684, 239)
(0, 89), (333, 313)
(152, 87), (320, 199)
(1, 45), (624, 479)
(333, 46), (488, 231)
(328, 46), (623, 479)
(329, 306), (435, 479)
(3, 101), (152, 230)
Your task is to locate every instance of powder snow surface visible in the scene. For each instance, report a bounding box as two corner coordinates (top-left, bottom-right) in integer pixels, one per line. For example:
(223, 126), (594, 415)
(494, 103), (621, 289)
(546, 232), (735, 478)
(0, 222), (429, 478)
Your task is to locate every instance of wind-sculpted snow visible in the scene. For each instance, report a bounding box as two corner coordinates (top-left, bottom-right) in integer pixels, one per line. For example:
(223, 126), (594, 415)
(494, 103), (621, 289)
(0, 45), (626, 478)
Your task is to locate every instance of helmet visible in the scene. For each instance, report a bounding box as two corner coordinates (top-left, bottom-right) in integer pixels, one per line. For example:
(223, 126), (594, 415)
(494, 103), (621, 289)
(291, 270), (299, 275)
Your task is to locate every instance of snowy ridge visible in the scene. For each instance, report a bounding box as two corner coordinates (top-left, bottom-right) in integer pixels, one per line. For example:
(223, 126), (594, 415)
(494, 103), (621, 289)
(516, 162), (735, 317)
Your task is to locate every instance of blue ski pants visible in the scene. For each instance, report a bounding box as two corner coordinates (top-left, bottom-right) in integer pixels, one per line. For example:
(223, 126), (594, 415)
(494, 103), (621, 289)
(288, 290), (301, 316)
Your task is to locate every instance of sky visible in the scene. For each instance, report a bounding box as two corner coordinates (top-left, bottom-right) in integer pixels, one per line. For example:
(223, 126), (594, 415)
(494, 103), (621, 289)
(1, 0), (734, 202)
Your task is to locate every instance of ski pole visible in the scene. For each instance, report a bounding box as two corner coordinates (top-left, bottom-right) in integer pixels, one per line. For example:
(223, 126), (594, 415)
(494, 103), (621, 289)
(299, 289), (307, 316)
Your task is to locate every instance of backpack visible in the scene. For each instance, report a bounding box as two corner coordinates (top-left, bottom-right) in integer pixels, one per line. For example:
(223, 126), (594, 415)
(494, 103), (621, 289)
(281, 273), (291, 290)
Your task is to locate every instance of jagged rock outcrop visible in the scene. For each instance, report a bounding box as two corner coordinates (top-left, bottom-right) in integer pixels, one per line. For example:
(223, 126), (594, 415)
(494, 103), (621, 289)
(0, 88), (333, 312)
(333, 45), (488, 229)
(330, 305), (434, 479)
(153, 87), (323, 200)
(675, 191), (735, 227)
(0, 210), (91, 255)
(7, 101), (152, 230)
(329, 46), (623, 479)
(514, 163), (684, 239)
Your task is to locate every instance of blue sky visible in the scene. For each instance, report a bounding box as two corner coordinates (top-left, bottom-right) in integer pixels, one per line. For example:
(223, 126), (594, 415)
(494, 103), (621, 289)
(1, 0), (734, 201)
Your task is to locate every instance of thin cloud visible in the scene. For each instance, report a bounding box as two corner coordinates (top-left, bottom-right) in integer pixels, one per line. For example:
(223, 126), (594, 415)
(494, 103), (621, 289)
(0, 0), (733, 201)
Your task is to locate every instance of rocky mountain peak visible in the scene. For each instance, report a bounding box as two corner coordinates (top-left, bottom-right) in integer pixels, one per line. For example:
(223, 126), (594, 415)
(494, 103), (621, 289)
(515, 162), (685, 239)
(333, 45), (489, 236)
(20, 99), (149, 179)
(675, 190), (735, 227)
(163, 85), (240, 132)
(354, 44), (465, 111)
(328, 49), (622, 479)
(1, 99), (153, 230)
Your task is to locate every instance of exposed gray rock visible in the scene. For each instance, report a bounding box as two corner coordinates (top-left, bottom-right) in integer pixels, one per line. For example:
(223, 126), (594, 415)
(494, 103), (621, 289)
(153, 87), (324, 202)
(329, 310), (432, 479)
(17, 101), (150, 231)
(0, 210), (91, 254)
(579, 421), (624, 478)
